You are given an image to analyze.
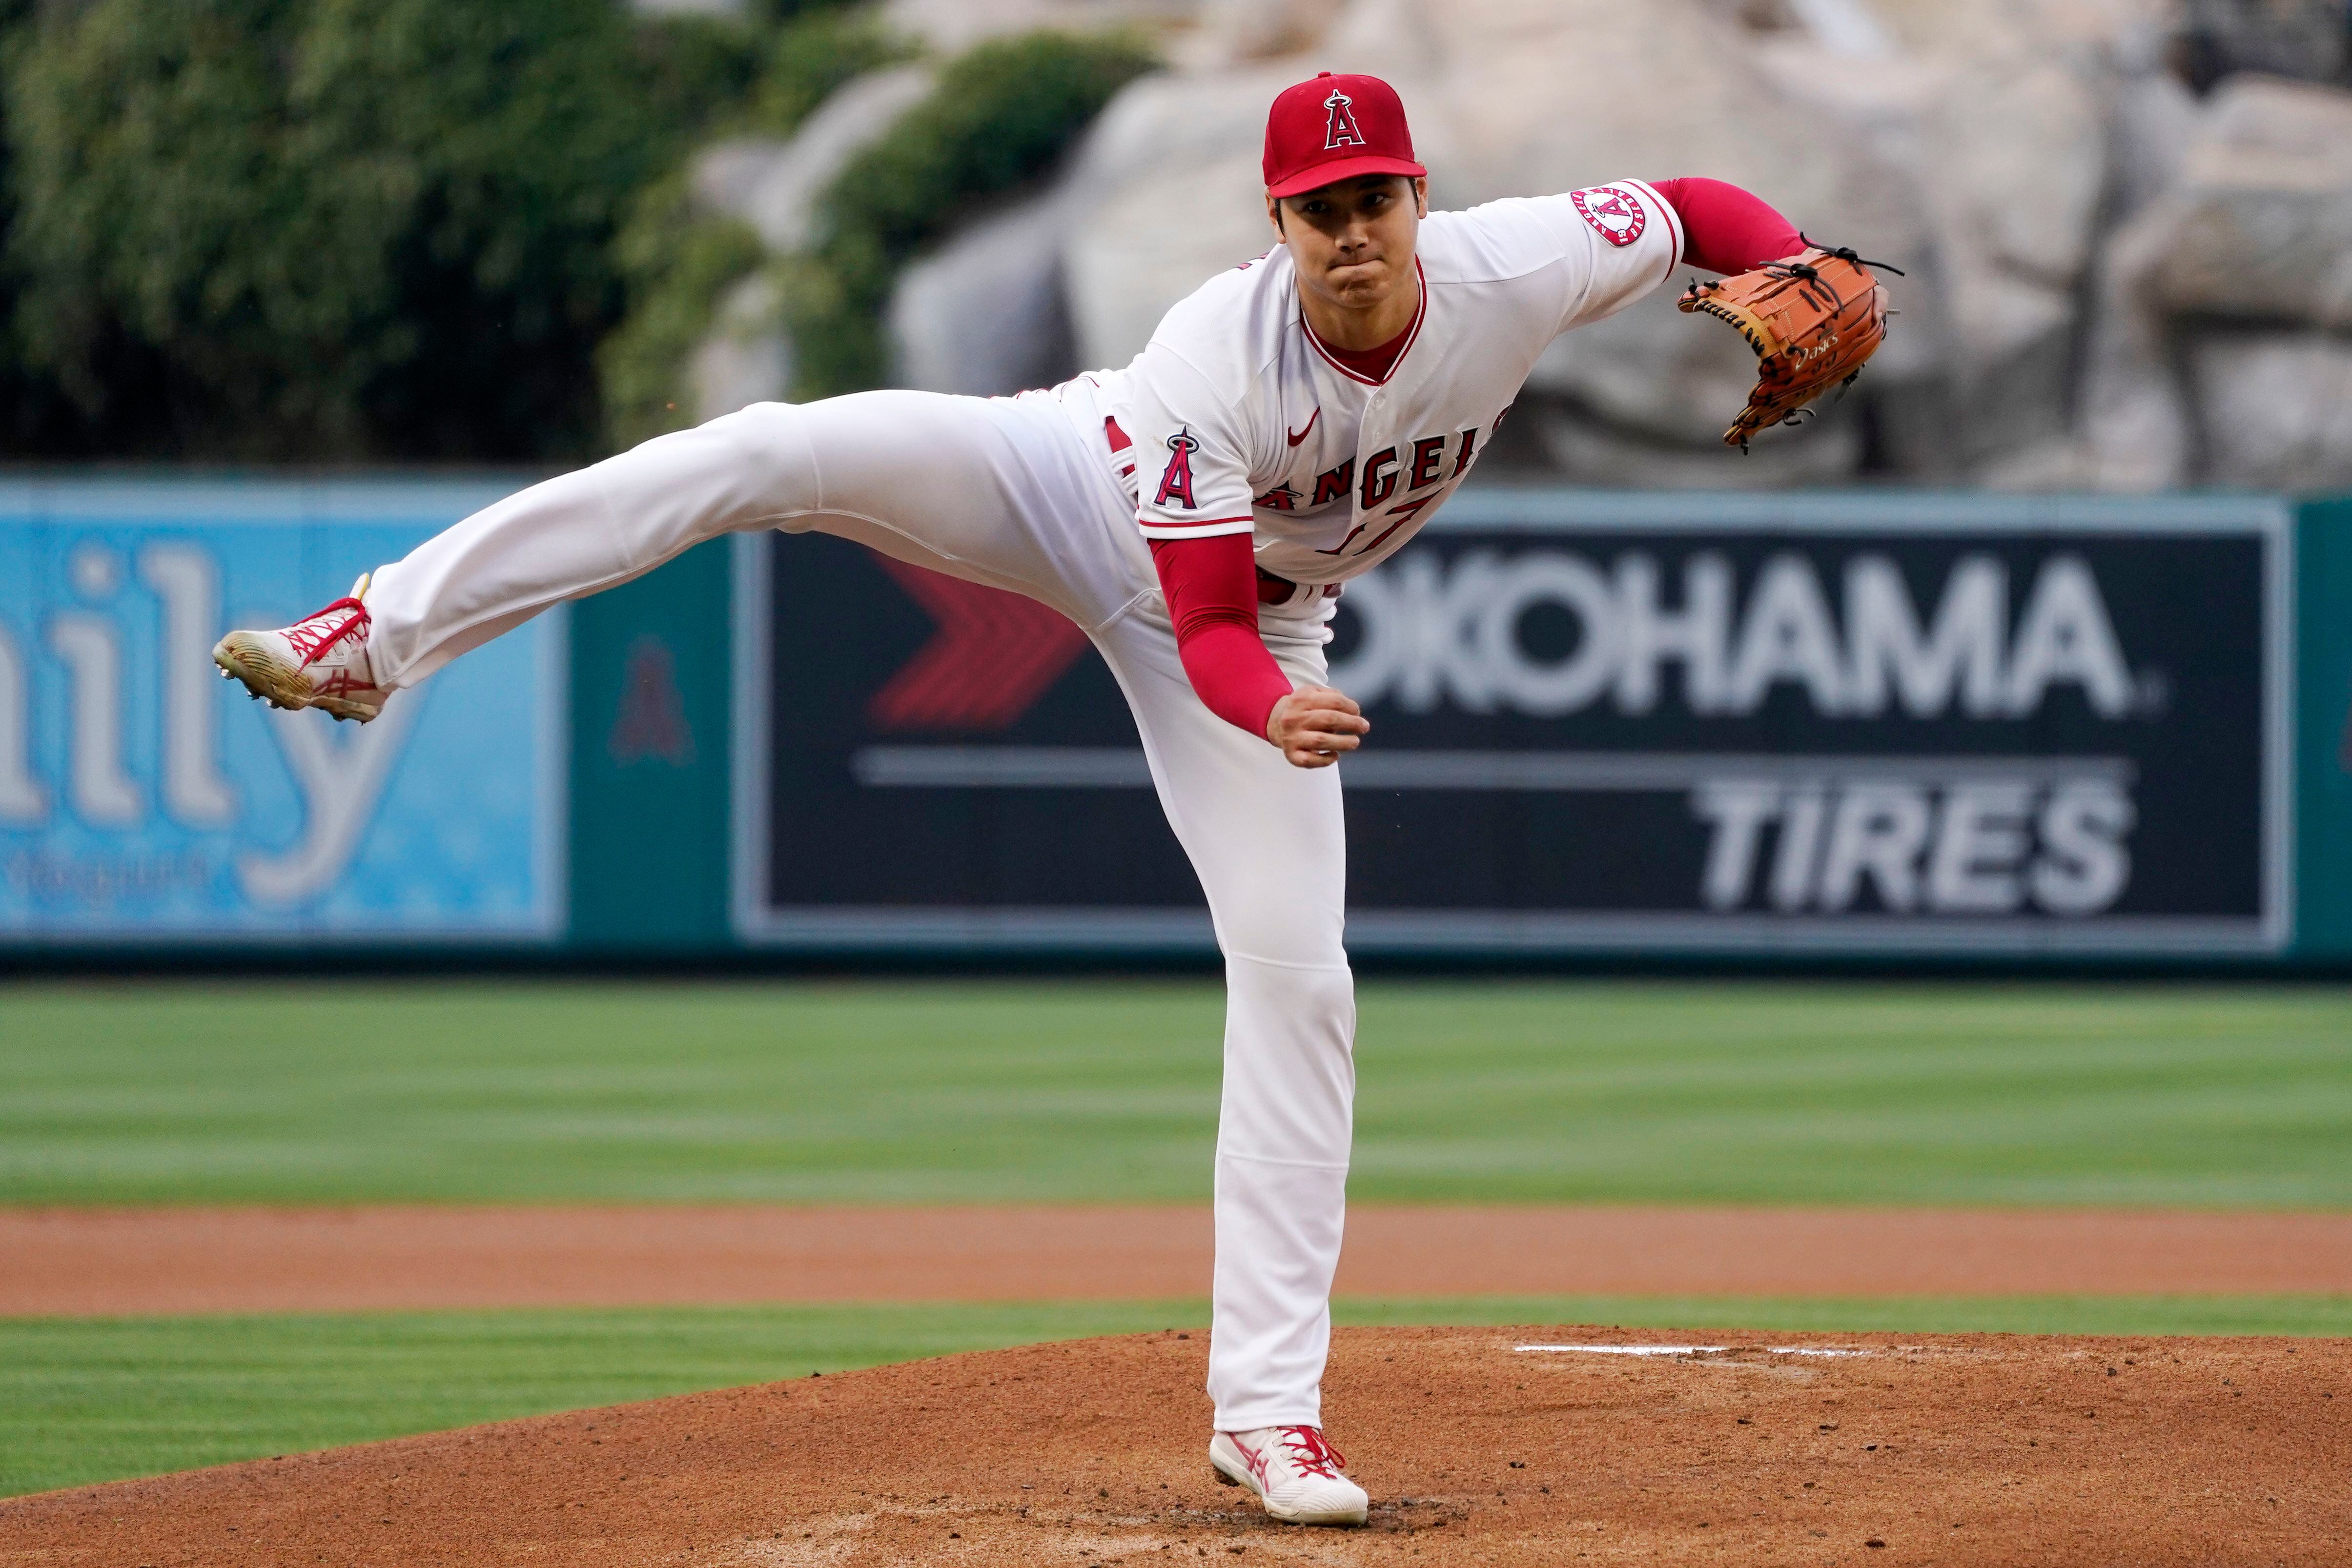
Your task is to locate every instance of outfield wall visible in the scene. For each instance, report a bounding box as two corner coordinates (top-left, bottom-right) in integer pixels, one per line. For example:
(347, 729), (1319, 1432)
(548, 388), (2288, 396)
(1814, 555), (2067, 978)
(0, 479), (566, 946)
(1, 481), (2345, 964)
(2300, 495), (2352, 962)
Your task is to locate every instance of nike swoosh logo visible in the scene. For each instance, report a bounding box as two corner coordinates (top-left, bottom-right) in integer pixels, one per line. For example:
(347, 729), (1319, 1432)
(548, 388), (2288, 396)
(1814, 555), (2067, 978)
(1286, 408), (1320, 447)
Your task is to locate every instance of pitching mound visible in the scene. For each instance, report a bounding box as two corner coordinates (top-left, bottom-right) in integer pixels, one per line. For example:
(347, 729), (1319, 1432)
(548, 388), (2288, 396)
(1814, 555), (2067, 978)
(5, 1327), (2347, 1566)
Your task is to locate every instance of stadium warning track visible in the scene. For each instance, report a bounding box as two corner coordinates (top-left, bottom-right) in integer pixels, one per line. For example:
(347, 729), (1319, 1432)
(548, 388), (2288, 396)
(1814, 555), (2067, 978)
(2, 1327), (2346, 1564)
(7, 1205), (2352, 1315)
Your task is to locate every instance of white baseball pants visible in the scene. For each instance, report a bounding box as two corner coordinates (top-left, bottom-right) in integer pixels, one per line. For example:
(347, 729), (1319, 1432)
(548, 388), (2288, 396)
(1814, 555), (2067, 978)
(366, 389), (1355, 1433)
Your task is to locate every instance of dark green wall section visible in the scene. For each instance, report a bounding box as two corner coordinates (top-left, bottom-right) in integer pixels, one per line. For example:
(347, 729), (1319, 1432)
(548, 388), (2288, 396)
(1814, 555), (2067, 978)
(2298, 498), (2352, 960)
(567, 541), (735, 951)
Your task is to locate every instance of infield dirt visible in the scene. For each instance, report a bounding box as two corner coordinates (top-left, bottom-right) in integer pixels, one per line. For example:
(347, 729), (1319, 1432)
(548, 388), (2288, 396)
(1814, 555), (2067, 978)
(5, 1326), (2346, 1567)
(13, 1205), (2352, 1314)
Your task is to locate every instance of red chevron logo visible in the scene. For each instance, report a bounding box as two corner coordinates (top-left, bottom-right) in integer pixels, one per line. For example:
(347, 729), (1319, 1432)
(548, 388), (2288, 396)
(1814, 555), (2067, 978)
(867, 559), (1089, 732)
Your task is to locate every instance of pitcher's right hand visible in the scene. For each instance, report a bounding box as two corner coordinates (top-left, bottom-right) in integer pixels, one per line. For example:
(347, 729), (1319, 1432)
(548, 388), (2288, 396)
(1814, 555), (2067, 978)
(1267, 685), (1369, 769)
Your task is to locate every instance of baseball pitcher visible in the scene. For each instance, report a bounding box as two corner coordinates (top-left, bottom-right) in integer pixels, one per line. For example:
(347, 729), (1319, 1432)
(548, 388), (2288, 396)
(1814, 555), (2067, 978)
(215, 72), (1887, 1527)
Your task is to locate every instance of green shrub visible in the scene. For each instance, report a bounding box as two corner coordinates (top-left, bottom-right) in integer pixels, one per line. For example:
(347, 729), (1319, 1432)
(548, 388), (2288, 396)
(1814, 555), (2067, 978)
(593, 10), (909, 448)
(0, 3), (1151, 459)
(782, 29), (1159, 399)
(2, 0), (768, 461)
(634, 14), (774, 145)
(0, 1), (62, 448)
(750, 0), (862, 22)
(598, 177), (767, 448)
(6, 0), (313, 454)
(284, 0), (685, 460)
(747, 9), (914, 136)
(594, 25), (1145, 441)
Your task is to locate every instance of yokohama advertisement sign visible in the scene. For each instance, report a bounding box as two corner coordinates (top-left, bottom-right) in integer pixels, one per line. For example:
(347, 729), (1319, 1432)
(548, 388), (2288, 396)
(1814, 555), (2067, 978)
(734, 493), (2291, 956)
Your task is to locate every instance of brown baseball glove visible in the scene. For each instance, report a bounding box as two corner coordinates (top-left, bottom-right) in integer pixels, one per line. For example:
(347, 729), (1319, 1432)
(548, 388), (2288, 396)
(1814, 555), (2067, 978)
(1678, 244), (1896, 450)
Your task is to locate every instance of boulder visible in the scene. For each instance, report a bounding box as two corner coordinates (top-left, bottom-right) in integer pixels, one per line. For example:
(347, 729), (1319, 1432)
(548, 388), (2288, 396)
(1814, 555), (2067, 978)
(2192, 332), (2352, 490)
(684, 65), (935, 418)
(1782, 0), (1901, 57)
(1064, 0), (1931, 387)
(1926, 54), (2107, 294)
(886, 190), (1080, 395)
(1186, 0), (1350, 65)
(690, 66), (938, 253)
(1062, 65), (1283, 368)
(1051, 0), (2174, 481)
(1528, 292), (1783, 452)
(1864, 0), (2168, 59)
(2084, 73), (2352, 486)
(1525, 396), (1865, 489)
(690, 138), (790, 220)
(1753, 0), (2134, 476)
(2110, 67), (2205, 220)
(879, 0), (1203, 52)
(2172, 0), (2352, 88)
(692, 274), (792, 422)
(2144, 75), (2352, 328)
(2079, 193), (2198, 490)
(851, 0), (2348, 493)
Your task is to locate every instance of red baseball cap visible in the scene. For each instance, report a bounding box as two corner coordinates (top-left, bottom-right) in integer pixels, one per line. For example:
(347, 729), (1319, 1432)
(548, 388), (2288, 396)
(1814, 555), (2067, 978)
(1263, 71), (1425, 199)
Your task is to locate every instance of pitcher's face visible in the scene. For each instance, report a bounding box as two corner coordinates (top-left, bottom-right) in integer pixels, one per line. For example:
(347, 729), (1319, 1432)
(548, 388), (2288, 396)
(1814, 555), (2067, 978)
(1270, 175), (1427, 316)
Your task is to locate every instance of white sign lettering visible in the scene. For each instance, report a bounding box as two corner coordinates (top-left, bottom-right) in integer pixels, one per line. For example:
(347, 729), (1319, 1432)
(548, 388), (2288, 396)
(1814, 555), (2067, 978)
(1333, 549), (2144, 721)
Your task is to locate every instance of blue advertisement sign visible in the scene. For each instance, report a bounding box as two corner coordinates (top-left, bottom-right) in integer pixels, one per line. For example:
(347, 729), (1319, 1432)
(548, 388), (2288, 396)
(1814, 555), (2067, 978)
(0, 479), (563, 942)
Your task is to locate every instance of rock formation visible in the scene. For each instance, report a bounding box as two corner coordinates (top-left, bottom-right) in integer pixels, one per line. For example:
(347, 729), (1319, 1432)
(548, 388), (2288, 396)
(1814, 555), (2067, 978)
(683, 0), (2352, 491)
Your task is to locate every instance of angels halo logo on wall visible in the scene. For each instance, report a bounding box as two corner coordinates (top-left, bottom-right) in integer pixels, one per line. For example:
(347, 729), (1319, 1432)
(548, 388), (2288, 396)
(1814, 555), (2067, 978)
(1570, 185), (1647, 248)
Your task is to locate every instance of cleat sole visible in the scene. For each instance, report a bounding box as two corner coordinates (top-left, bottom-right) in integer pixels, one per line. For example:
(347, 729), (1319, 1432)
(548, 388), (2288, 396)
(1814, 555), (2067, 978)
(211, 635), (384, 724)
(212, 636), (313, 714)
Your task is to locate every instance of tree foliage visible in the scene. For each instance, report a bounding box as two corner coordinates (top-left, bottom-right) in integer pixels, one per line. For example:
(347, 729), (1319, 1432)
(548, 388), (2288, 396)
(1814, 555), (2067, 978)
(746, 7), (909, 135)
(1, 0), (755, 461)
(0, 4), (1151, 461)
(597, 177), (766, 450)
(597, 5), (913, 447)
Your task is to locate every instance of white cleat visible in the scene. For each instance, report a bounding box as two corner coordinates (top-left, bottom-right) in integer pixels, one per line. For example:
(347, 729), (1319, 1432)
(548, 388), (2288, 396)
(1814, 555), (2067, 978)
(1208, 1425), (1368, 1526)
(211, 573), (389, 723)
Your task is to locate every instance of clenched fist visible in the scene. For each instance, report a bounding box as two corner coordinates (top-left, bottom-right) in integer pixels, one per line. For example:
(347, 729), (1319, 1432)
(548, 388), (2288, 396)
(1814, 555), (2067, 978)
(1266, 684), (1370, 769)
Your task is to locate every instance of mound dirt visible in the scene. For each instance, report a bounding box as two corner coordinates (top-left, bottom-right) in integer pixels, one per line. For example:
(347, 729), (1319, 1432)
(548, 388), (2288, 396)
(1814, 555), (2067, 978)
(4, 1326), (2347, 1567)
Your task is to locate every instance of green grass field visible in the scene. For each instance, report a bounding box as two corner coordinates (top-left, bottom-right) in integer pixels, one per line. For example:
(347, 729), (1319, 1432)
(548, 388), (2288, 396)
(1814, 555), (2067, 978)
(5, 979), (2349, 1208)
(4, 978), (2348, 1498)
(10, 1295), (2352, 1499)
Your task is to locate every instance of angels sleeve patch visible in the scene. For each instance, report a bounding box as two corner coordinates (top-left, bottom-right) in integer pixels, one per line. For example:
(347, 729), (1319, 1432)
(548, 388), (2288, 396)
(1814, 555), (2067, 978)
(1570, 185), (1648, 248)
(1155, 430), (1201, 509)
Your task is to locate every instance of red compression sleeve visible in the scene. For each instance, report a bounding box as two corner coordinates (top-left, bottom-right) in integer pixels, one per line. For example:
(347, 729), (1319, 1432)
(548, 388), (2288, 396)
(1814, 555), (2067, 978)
(1652, 176), (1805, 276)
(1148, 534), (1294, 740)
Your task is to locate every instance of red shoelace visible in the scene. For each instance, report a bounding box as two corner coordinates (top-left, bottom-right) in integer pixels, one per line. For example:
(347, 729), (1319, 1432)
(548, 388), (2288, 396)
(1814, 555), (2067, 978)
(283, 596), (371, 669)
(1276, 1426), (1347, 1478)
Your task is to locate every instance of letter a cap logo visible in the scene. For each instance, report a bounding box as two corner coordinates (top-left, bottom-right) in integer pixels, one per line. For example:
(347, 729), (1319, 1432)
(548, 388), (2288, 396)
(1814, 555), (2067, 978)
(1323, 89), (1365, 150)
(1263, 72), (1424, 198)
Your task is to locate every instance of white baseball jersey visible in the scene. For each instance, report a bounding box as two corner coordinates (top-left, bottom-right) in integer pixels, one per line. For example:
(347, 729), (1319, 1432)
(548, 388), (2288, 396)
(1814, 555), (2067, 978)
(1067, 179), (1682, 588)
(354, 177), (1683, 1443)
